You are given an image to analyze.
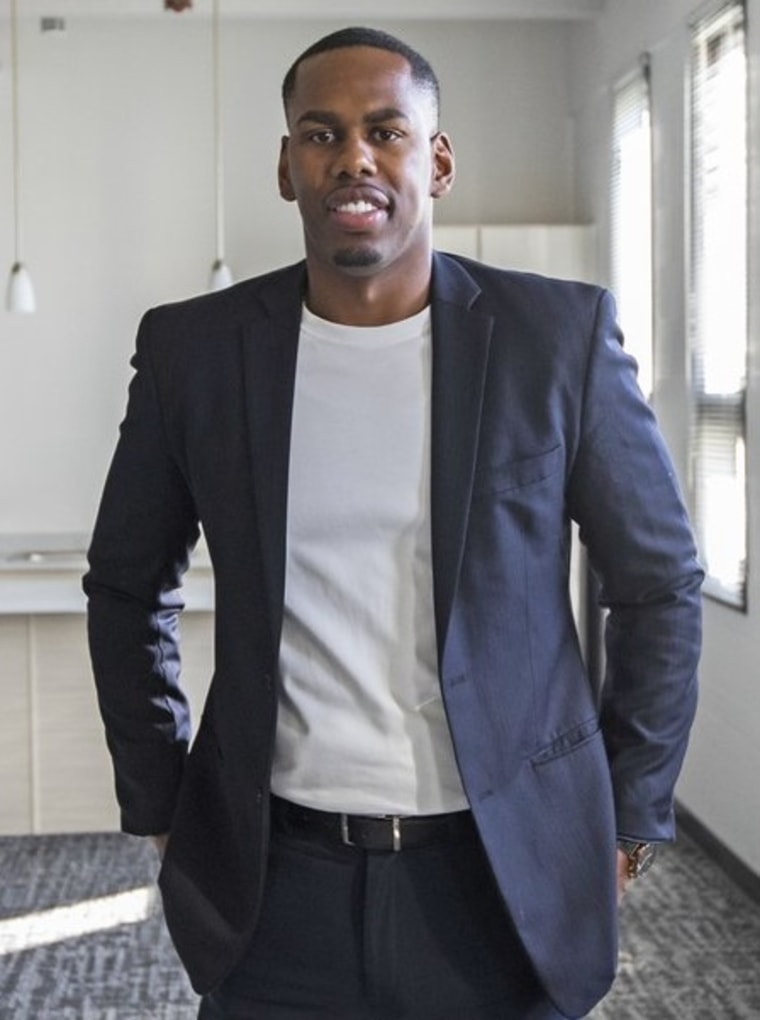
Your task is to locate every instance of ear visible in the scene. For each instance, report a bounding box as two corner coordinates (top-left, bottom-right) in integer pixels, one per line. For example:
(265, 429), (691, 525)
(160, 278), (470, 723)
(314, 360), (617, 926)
(430, 131), (455, 200)
(278, 136), (296, 202)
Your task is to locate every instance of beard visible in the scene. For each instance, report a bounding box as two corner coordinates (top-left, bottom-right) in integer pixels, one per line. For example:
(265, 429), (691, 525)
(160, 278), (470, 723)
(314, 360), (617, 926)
(332, 246), (383, 269)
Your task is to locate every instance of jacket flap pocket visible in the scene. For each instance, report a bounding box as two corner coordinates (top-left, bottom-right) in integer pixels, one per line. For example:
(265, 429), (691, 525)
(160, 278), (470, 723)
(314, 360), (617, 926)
(531, 717), (600, 766)
(475, 444), (562, 497)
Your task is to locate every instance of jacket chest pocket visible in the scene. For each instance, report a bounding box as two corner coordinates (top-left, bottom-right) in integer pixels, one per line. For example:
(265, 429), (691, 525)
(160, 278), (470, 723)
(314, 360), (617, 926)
(472, 444), (563, 499)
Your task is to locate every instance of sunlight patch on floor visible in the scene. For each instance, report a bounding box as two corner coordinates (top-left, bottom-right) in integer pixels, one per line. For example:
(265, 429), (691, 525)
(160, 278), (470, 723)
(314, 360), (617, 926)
(0, 886), (158, 955)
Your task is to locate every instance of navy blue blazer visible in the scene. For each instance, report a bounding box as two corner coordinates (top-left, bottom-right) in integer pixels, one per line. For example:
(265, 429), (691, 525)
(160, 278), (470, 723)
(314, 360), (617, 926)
(84, 253), (702, 1018)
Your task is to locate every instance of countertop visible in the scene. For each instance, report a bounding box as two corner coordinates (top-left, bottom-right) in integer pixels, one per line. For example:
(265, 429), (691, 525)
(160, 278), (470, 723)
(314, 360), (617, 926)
(0, 532), (213, 614)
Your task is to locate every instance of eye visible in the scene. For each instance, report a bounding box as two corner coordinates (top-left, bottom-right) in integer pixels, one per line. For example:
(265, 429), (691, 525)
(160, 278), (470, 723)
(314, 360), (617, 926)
(372, 128), (403, 143)
(307, 129), (337, 145)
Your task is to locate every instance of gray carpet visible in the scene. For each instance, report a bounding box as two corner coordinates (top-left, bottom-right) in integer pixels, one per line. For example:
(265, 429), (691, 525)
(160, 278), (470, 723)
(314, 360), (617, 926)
(0, 830), (758, 1019)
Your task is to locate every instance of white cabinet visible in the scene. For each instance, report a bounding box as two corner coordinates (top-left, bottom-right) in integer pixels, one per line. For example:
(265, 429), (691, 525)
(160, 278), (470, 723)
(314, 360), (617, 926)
(0, 535), (215, 835)
(434, 223), (597, 282)
(0, 612), (214, 836)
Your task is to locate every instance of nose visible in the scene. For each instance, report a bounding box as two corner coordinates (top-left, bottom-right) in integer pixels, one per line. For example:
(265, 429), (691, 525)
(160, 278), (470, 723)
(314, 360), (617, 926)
(331, 134), (376, 178)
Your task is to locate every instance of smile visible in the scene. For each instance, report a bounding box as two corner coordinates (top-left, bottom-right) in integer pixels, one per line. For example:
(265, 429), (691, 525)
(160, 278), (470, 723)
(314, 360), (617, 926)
(326, 187), (390, 218)
(327, 201), (388, 232)
(333, 200), (380, 215)
(321, 185), (392, 236)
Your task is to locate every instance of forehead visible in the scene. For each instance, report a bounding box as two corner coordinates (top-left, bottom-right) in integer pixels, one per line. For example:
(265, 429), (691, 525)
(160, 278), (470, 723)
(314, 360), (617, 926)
(286, 46), (434, 126)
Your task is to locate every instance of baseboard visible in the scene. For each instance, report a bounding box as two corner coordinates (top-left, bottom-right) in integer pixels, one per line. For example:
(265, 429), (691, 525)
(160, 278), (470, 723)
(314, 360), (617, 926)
(675, 801), (760, 905)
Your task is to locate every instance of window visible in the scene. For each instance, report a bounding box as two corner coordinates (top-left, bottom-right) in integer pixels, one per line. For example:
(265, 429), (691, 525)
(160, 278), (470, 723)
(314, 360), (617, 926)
(689, 1), (748, 608)
(611, 57), (654, 398)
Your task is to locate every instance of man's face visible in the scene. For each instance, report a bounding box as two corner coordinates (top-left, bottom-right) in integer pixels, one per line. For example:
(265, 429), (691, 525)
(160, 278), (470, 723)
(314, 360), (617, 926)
(278, 46), (454, 279)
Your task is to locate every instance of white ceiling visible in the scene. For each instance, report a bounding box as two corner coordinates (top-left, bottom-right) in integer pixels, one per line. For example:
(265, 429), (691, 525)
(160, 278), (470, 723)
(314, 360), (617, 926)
(12, 0), (605, 21)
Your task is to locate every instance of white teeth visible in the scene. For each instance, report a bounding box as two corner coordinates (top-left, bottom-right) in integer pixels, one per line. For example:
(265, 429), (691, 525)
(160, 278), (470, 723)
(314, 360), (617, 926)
(336, 201), (377, 214)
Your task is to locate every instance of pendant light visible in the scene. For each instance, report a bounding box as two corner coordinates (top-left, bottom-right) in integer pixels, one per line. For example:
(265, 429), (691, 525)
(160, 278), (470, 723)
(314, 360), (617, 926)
(208, 0), (233, 291)
(5, 0), (36, 312)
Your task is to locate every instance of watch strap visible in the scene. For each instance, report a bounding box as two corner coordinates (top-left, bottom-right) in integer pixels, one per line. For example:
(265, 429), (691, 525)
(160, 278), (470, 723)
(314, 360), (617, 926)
(618, 839), (657, 878)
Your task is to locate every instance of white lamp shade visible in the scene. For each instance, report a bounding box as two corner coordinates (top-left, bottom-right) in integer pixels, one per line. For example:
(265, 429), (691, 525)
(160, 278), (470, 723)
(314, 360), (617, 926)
(208, 258), (234, 292)
(6, 261), (36, 313)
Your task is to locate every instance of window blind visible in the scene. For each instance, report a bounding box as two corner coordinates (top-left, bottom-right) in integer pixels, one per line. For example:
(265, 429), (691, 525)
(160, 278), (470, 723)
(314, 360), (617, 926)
(689, 1), (748, 608)
(611, 57), (653, 398)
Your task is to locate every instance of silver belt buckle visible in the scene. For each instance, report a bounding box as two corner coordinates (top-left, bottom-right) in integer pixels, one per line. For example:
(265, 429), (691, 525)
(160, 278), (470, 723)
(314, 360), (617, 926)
(391, 816), (402, 852)
(340, 813), (403, 851)
(340, 814), (354, 847)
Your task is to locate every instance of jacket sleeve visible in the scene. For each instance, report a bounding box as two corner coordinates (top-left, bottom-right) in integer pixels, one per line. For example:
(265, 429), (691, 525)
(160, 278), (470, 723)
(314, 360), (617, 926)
(566, 289), (703, 843)
(83, 310), (200, 836)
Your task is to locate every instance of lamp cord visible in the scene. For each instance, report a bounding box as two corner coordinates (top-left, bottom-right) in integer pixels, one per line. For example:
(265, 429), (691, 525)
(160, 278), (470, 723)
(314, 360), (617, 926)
(212, 0), (225, 264)
(10, 0), (23, 264)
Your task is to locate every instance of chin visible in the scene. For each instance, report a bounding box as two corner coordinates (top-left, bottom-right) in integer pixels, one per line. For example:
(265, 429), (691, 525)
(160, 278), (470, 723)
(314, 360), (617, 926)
(332, 247), (383, 270)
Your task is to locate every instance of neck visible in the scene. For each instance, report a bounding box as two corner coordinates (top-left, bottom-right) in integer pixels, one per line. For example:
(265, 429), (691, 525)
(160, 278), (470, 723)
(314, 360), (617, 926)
(304, 258), (432, 327)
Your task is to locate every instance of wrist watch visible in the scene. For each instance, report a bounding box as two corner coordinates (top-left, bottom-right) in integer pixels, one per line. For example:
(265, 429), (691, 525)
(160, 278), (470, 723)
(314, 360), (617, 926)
(617, 839), (657, 879)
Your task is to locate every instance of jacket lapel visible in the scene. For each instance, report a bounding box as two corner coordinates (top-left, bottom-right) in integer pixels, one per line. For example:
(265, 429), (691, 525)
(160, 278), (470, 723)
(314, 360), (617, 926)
(240, 264), (306, 646)
(430, 253), (493, 658)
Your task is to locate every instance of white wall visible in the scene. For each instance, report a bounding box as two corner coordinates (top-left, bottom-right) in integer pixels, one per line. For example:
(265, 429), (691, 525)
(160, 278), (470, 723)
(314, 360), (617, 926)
(570, 0), (760, 876)
(0, 15), (580, 535)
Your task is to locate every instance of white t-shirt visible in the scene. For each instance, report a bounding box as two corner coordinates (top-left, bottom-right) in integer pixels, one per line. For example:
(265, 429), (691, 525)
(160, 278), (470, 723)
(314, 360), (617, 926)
(271, 305), (468, 816)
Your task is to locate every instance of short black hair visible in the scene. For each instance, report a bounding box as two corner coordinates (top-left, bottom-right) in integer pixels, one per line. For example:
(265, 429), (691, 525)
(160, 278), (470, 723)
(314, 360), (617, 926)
(282, 26), (440, 121)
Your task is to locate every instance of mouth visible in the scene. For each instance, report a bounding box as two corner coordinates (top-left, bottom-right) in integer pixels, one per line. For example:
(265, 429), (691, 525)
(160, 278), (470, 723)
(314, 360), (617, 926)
(326, 188), (390, 231)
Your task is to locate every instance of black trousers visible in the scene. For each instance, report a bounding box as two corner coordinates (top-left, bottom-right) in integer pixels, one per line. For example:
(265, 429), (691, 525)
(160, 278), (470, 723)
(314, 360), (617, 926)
(197, 819), (568, 1020)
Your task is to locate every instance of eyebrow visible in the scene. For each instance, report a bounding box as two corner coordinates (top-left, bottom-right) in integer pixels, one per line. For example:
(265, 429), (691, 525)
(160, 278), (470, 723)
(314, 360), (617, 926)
(295, 107), (411, 128)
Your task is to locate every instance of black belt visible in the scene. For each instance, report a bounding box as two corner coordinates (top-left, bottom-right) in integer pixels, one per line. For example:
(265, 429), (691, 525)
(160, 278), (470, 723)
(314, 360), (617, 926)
(271, 795), (476, 852)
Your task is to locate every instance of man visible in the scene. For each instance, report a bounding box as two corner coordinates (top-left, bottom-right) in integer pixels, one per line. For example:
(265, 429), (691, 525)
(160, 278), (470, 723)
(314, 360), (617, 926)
(84, 26), (702, 1020)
